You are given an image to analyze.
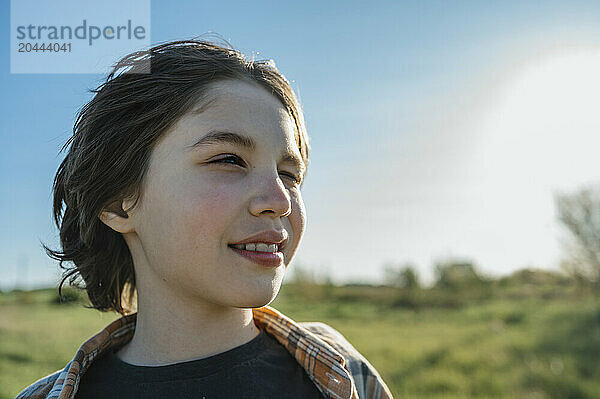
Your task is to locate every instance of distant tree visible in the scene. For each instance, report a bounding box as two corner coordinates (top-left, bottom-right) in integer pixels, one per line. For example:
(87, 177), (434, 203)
(383, 261), (420, 289)
(399, 266), (420, 290)
(554, 184), (600, 294)
(433, 258), (493, 304)
(434, 259), (485, 290)
(504, 268), (570, 286)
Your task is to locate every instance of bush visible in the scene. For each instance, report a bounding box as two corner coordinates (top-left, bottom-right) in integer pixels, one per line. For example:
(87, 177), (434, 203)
(52, 288), (83, 305)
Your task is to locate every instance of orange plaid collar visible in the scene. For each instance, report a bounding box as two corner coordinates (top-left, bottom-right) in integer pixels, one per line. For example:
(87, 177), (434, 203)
(47, 306), (358, 399)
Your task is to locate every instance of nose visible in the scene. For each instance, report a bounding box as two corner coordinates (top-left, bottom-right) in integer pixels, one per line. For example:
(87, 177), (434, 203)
(249, 171), (292, 219)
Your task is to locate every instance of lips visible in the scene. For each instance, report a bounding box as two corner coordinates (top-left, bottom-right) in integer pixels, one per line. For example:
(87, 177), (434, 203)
(228, 245), (283, 268)
(229, 230), (288, 251)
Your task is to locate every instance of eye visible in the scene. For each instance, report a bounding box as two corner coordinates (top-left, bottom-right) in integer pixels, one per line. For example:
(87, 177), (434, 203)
(210, 154), (246, 167)
(281, 172), (302, 185)
(209, 155), (302, 185)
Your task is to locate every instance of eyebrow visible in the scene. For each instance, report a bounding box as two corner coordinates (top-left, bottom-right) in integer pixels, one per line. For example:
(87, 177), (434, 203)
(187, 130), (306, 174)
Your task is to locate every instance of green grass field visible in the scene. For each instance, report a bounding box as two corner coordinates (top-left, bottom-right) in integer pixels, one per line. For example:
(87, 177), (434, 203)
(2, 286), (599, 398)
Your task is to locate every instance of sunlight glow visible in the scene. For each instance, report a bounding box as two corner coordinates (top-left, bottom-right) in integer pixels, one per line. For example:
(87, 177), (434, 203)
(475, 48), (600, 269)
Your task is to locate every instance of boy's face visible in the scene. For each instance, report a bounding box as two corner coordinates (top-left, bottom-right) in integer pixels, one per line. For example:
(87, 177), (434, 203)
(121, 79), (307, 308)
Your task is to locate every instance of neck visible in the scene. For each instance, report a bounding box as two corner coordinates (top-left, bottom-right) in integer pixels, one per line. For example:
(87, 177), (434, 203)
(115, 287), (260, 367)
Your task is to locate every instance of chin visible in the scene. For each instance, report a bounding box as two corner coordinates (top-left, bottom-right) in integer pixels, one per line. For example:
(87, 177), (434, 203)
(232, 284), (282, 309)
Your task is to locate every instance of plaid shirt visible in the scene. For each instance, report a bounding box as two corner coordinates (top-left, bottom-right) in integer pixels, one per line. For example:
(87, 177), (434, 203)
(15, 306), (394, 399)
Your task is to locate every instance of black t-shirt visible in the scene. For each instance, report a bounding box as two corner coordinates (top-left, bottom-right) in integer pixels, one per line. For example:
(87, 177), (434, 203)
(74, 329), (324, 399)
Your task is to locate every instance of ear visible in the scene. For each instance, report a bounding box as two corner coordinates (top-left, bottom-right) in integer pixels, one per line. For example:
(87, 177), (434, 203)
(99, 198), (136, 234)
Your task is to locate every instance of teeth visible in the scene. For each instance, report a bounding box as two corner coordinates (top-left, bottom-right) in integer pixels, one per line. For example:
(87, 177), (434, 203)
(231, 243), (279, 252)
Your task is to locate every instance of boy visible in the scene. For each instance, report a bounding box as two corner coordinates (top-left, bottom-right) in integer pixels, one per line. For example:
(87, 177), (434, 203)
(16, 39), (393, 399)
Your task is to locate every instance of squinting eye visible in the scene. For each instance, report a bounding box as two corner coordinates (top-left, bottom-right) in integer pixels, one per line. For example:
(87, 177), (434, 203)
(211, 155), (301, 185)
(281, 172), (302, 184)
(211, 155), (245, 167)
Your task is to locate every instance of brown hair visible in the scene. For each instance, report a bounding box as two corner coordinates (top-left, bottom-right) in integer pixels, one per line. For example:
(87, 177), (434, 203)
(43, 38), (310, 315)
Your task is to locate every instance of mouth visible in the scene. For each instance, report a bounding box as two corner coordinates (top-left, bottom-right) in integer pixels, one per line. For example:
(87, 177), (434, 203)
(227, 244), (284, 268)
(228, 242), (283, 252)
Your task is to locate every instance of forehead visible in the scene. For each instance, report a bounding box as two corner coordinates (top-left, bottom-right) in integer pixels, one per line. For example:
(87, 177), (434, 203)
(190, 79), (297, 144)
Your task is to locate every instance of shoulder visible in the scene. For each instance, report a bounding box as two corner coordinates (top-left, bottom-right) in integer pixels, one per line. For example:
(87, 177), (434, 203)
(15, 364), (68, 399)
(299, 321), (394, 399)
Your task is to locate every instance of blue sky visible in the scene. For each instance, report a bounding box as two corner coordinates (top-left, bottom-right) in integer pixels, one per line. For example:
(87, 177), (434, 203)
(2, 1), (600, 290)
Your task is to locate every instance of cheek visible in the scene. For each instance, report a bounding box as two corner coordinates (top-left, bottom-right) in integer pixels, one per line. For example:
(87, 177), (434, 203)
(176, 186), (240, 240)
(288, 190), (306, 244)
(140, 180), (241, 256)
